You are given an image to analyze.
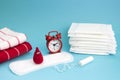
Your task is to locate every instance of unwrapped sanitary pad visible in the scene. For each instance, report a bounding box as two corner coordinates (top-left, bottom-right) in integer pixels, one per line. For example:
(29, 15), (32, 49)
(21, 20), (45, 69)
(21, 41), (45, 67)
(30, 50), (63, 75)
(9, 52), (73, 76)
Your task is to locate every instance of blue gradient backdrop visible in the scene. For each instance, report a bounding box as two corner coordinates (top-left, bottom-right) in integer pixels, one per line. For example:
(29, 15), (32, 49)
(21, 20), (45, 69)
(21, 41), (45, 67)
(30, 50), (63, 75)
(0, 0), (120, 80)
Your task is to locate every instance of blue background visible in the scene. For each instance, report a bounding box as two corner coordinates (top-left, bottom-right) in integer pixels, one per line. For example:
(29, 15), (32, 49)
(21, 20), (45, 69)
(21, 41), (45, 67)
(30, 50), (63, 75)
(0, 0), (120, 80)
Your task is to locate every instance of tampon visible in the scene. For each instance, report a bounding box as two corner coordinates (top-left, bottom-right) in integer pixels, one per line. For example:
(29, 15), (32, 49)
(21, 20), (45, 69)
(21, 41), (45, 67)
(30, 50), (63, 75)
(79, 56), (94, 66)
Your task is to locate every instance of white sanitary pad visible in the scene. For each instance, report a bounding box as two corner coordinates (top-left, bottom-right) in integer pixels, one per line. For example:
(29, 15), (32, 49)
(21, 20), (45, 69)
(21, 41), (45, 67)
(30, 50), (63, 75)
(69, 37), (116, 43)
(9, 52), (74, 76)
(68, 23), (117, 55)
(68, 23), (114, 35)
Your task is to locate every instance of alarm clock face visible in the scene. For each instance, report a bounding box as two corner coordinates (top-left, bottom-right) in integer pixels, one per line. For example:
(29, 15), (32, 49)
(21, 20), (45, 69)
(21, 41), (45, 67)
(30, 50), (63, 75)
(48, 39), (62, 53)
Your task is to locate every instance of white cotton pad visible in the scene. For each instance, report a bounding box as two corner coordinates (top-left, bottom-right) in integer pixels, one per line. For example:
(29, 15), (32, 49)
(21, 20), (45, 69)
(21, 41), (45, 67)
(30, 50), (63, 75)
(69, 37), (116, 43)
(70, 50), (109, 55)
(70, 49), (110, 55)
(79, 56), (94, 66)
(70, 47), (116, 54)
(69, 40), (116, 47)
(68, 23), (114, 35)
(70, 46), (116, 52)
(68, 33), (115, 39)
(9, 52), (74, 76)
(69, 43), (116, 50)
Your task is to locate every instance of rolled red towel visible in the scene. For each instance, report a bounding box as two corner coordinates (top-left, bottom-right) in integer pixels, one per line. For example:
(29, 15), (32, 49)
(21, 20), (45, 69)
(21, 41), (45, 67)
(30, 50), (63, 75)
(0, 42), (32, 63)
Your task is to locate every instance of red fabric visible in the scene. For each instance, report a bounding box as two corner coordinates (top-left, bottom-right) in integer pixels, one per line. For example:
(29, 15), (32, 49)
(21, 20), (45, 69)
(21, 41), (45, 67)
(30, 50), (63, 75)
(0, 42), (32, 63)
(33, 47), (43, 64)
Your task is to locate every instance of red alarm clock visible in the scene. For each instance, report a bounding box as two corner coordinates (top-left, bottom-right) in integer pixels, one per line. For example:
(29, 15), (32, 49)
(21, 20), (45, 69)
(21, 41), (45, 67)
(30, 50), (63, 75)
(45, 31), (62, 54)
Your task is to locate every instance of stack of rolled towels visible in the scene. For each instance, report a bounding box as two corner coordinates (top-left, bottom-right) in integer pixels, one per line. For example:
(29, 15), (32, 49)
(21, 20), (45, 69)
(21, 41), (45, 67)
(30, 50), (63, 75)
(68, 23), (117, 55)
(0, 27), (32, 63)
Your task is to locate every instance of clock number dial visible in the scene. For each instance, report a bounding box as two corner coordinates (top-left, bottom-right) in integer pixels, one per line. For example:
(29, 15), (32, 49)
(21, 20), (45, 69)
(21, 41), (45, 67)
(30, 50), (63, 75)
(48, 39), (62, 52)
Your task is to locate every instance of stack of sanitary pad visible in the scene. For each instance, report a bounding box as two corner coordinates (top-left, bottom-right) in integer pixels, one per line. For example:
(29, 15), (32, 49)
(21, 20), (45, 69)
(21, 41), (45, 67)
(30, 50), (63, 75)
(68, 23), (117, 55)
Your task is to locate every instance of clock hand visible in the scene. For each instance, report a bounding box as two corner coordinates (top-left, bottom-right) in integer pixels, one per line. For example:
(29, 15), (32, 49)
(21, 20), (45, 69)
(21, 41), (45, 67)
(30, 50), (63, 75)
(54, 42), (58, 45)
(53, 46), (56, 50)
(53, 44), (56, 46)
(53, 42), (58, 46)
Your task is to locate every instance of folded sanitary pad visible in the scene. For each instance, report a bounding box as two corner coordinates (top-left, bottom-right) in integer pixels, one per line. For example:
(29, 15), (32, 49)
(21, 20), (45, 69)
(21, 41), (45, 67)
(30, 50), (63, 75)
(68, 23), (114, 35)
(68, 23), (117, 55)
